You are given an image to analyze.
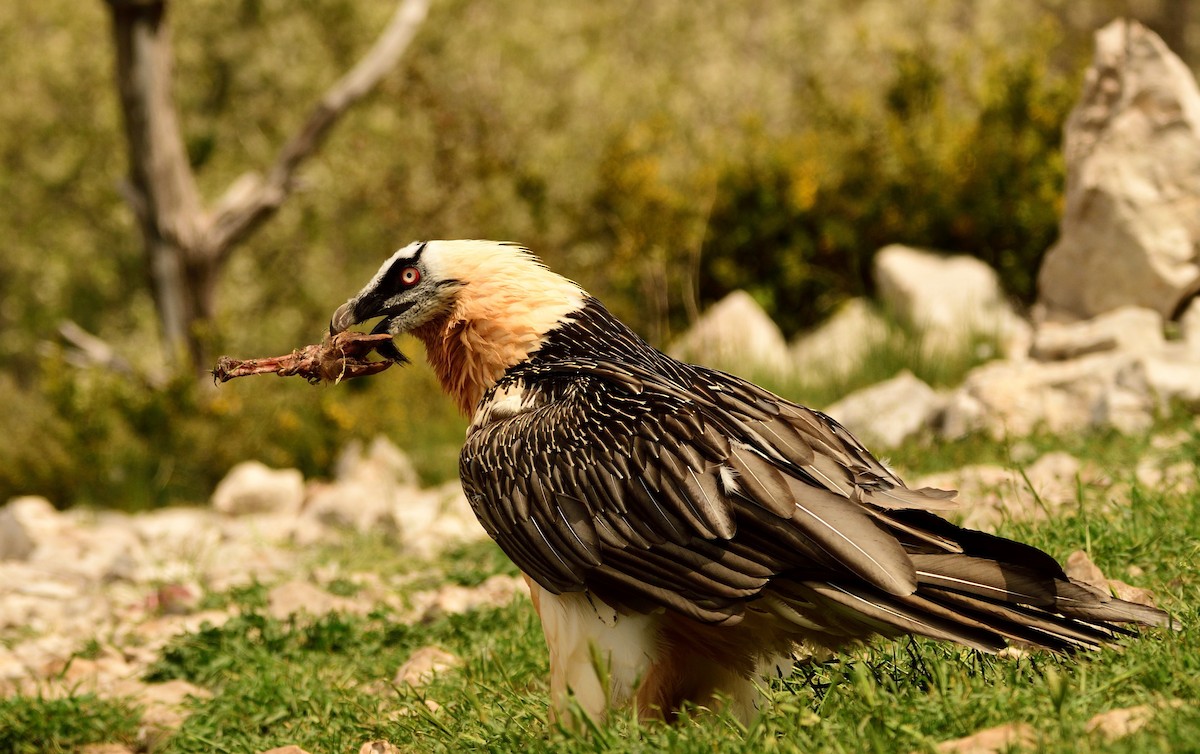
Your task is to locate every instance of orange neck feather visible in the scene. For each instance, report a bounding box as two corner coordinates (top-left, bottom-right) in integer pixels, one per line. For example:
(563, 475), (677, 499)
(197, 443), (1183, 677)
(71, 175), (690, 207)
(413, 246), (583, 415)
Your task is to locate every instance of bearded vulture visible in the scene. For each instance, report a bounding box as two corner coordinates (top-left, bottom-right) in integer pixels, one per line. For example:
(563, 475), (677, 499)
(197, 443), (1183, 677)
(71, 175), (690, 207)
(329, 240), (1169, 724)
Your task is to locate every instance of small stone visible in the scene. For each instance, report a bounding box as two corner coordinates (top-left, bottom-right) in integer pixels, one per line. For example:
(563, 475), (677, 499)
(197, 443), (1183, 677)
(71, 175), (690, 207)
(1107, 580), (1158, 608)
(1181, 298), (1200, 355)
(359, 741), (404, 754)
(934, 722), (1036, 753)
(409, 575), (525, 622)
(0, 497), (61, 561)
(393, 646), (460, 688)
(874, 245), (1027, 357)
(940, 352), (1152, 440)
(790, 298), (889, 383)
(914, 452), (1102, 532)
(1085, 701), (1184, 741)
(1065, 550), (1109, 592)
(1137, 351), (1200, 408)
(138, 682), (210, 746)
(266, 580), (368, 619)
(336, 436), (420, 489)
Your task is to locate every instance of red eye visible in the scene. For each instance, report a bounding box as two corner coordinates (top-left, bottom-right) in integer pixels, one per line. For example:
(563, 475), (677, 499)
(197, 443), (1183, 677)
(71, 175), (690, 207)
(400, 266), (420, 286)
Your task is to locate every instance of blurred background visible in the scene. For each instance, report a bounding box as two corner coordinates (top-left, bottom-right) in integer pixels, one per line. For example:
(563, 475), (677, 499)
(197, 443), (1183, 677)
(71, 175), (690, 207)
(1, 0), (1194, 510)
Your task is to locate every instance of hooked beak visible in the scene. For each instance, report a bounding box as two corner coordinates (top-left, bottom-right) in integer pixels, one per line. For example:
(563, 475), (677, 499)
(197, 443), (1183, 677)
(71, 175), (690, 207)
(330, 301), (358, 336)
(328, 299), (408, 363)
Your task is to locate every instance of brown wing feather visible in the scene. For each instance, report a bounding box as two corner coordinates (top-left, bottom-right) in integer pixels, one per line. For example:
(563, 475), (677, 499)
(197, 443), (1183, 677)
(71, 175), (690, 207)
(460, 352), (1170, 645)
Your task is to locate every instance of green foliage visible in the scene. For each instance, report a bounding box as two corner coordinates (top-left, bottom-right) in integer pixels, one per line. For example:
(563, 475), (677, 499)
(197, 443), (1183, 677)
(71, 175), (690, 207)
(597, 34), (1080, 337)
(0, 343), (464, 509)
(0, 693), (142, 754)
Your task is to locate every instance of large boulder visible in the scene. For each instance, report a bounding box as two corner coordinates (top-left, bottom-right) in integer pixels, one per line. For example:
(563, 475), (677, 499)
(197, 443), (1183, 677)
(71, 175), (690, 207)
(668, 290), (791, 379)
(1037, 20), (1200, 322)
(874, 245), (1029, 357)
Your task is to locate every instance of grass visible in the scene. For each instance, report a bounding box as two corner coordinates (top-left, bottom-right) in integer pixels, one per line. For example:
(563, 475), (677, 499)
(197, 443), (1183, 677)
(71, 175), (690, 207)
(6, 419), (1198, 753)
(0, 693), (142, 754)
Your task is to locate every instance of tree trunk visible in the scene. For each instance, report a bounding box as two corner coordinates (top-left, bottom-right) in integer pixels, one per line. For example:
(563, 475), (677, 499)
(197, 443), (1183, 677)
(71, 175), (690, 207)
(108, 0), (208, 372)
(104, 0), (430, 377)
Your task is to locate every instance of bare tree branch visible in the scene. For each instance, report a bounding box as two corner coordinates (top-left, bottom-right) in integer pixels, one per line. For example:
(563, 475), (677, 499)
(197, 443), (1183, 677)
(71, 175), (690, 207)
(104, 0), (431, 376)
(205, 0), (431, 261)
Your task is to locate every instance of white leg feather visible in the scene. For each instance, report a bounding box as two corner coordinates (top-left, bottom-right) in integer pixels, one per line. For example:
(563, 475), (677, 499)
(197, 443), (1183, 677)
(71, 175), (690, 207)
(529, 583), (660, 724)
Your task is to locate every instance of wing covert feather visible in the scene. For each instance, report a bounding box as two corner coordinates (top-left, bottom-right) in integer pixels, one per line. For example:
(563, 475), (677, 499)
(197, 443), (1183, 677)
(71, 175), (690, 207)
(460, 369), (934, 621)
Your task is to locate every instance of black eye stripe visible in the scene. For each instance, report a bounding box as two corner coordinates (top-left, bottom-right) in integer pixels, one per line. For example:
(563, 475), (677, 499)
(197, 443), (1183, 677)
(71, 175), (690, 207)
(381, 242), (428, 291)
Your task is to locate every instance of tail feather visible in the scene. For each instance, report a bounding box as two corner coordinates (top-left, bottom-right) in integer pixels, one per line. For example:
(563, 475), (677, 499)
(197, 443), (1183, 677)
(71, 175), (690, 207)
(776, 581), (1007, 653)
(767, 523), (1174, 654)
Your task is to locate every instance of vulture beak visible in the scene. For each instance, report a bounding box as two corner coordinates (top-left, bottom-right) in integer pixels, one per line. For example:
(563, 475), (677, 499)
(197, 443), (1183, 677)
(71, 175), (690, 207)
(330, 301), (357, 336)
(328, 299), (409, 364)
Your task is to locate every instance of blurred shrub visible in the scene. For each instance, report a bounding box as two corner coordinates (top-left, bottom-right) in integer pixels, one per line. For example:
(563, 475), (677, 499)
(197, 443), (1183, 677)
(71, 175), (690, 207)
(0, 0), (1104, 509)
(0, 343), (464, 510)
(591, 37), (1078, 337)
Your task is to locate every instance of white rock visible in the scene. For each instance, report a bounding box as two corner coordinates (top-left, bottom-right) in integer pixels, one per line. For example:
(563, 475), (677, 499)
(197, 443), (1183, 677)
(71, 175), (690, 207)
(408, 574), (525, 622)
(211, 461), (304, 517)
(934, 722), (1036, 754)
(335, 435), (420, 489)
(393, 482), (487, 559)
(1136, 456), (1196, 495)
(134, 679), (213, 748)
(874, 245), (1028, 357)
(1135, 348), (1200, 407)
(824, 370), (943, 448)
(30, 513), (144, 583)
(1085, 702), (1185, 742)
(304, 480), (402, 537)
(790, 298), (889, 383)
(266, 580), (369, 619)
(1037, 20), (1200, 321)
(304, 437), (426, 541)
(0, 562), (99, 636)
(359, 742), (404, 754)
(1031, 306), (1164, 360)
(941, 352), (1155, 439)
(668, 290), (791, 379)
(1180, 297), (1200, 355)
(0, 497), (62, 561)
(1094, 383), (1156, 435)
(128, 508), (223, 583)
